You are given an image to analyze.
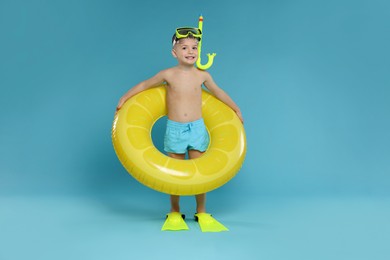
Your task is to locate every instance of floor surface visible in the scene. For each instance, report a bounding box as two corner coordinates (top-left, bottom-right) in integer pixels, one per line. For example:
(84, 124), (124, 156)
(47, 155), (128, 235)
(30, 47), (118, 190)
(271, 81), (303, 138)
(1, 194), (389, 260)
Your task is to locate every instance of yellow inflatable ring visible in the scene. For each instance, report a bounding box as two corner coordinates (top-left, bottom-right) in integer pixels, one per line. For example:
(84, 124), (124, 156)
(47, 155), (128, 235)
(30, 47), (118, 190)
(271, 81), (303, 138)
(112, 85), (246, 195)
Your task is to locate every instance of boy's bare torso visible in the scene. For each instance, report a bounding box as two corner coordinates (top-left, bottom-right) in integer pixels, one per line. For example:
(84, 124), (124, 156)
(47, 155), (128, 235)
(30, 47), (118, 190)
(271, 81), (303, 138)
(163, 67), (207, 123)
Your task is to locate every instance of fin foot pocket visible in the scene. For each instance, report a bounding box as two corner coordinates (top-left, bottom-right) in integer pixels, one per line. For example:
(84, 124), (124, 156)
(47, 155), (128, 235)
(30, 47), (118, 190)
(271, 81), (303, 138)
(161, 212), (189, 231)
(194, 213), (229, 232)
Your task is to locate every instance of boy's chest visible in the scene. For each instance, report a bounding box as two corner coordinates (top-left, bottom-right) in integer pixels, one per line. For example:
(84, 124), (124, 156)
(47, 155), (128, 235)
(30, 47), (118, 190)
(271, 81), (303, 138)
(167, 77), (203, 93)
(167, 71), (204, 88)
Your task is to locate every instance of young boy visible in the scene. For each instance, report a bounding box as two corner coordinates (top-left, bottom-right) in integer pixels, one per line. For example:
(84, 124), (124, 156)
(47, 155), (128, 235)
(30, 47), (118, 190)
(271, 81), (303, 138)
(116, 28), (243, 230)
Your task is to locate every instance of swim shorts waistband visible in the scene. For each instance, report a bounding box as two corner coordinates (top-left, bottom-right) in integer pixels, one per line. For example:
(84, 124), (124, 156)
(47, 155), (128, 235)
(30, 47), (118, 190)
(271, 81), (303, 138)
(166, 118), (205, 128)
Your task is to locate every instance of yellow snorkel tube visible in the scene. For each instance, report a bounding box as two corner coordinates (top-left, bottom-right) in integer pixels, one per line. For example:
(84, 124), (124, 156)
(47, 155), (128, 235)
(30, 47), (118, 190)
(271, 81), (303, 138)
(196, 15), (216, 70)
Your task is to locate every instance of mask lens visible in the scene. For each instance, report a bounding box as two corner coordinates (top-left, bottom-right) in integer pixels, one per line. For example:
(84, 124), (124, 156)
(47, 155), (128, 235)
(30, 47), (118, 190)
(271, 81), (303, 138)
(176, 28), (202, 37)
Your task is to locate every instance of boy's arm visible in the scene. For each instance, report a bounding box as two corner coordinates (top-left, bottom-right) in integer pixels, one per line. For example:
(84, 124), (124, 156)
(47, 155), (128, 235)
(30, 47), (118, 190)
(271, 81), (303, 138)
(203, 72), (244, 123)
(116, 71), (166, 111)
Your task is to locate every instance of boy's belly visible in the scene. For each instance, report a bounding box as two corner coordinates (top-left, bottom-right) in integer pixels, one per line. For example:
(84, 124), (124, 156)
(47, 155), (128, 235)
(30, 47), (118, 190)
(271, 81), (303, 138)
(166, 98), (202, 123)
(167, 110), (202, 123)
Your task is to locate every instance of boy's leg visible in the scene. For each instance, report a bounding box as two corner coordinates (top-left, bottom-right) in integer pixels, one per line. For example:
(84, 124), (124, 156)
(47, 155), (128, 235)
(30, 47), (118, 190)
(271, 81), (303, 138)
(188, 148), (228, 232)
(189, 150), (206, 213)
(168, 153), (186, 212)
(170, 195), (180, 212)
(195, 193), (206, 213)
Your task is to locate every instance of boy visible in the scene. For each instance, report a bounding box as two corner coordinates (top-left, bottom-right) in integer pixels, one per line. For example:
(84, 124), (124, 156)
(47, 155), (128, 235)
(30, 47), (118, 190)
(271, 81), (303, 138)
(116, 28), (243, 231)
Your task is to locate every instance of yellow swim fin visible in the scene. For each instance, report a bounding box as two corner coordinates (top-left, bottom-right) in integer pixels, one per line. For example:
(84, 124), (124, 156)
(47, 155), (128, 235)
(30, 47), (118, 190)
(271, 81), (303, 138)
(194, 213), (229, 232)
(161, 212), (189, 231)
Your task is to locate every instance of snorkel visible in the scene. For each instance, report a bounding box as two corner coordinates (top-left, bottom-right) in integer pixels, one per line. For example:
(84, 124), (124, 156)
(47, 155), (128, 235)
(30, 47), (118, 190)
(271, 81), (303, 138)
(196, 15), (216, 70)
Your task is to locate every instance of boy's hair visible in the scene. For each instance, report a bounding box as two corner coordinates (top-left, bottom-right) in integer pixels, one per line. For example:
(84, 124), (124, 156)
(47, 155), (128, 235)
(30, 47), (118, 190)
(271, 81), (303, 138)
(172, 33), (200, 47)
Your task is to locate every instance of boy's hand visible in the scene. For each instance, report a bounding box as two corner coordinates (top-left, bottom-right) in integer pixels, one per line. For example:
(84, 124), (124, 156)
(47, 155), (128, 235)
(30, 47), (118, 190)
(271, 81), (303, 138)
(116, 99), (125, 112)
(236, 110), (244, 124)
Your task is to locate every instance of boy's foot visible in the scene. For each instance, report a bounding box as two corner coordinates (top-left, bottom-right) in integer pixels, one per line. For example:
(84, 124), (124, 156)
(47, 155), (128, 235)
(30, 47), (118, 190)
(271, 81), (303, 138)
(194, 213), (229, 232)
(161, 212), (189, 231)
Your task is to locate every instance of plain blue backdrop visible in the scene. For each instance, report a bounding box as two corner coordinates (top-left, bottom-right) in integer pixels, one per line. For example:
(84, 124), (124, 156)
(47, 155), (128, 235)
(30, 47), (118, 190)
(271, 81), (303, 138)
(1, 0), (389, 259)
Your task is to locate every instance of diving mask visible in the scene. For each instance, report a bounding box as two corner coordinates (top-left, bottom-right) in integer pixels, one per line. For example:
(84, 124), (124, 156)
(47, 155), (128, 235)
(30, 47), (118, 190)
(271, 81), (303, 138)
(175, 27), (202, 39)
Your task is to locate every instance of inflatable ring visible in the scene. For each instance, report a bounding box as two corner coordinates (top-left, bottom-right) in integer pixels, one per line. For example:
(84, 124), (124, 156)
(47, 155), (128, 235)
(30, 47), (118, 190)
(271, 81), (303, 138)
(112, 85), (246, 195)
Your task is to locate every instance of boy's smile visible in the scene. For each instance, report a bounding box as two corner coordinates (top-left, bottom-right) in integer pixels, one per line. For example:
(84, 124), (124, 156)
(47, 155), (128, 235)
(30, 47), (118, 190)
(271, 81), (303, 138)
(185, 55), (196, 61)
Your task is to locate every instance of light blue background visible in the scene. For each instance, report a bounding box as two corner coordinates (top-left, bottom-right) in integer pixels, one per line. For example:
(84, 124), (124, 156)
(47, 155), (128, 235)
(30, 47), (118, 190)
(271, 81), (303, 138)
(1, 0), (389, 259)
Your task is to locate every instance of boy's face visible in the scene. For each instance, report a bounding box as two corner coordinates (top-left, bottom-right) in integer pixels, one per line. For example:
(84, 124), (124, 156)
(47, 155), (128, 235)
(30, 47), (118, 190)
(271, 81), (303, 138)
(172, 38), (199, 65)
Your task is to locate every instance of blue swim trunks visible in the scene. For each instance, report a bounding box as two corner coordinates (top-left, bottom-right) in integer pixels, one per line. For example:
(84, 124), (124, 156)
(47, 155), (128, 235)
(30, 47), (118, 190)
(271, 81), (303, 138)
(164, 118), (210, 154)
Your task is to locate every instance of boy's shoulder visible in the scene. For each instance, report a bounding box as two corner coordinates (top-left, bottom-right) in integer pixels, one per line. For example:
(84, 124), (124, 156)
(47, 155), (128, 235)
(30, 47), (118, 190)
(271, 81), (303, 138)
(196, 68), (213, 80)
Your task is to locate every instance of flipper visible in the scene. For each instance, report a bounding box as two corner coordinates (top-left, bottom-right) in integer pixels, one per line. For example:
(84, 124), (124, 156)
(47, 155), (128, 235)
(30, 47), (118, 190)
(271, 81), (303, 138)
(161, 212), (189, 231)
(194, 213), (229, 232)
